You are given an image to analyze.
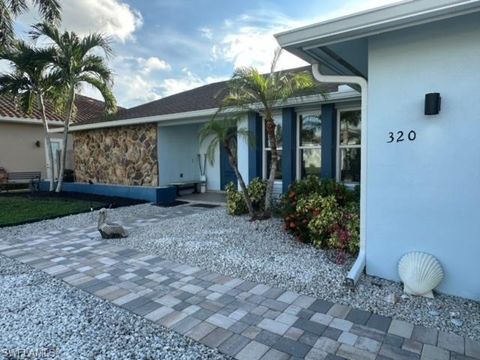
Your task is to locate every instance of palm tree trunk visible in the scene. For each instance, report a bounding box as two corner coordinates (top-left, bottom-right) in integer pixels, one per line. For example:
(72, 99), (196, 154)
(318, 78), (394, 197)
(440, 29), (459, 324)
(263, 116), (278, 218)
(38, 94), (55, 191)
(55, 88), (75, 192)
(224, 142), (256, 218)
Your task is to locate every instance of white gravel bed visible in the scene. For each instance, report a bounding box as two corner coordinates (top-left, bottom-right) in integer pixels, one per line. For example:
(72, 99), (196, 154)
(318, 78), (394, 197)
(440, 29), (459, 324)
(107, 206), (480, 341)
(1, 203), (478, 342)
(0, 254), (229, 360)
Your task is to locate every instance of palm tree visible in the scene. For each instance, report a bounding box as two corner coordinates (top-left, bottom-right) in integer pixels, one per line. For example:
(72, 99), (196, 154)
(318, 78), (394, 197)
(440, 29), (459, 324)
(219, 49), (326, 218)
(30, 22), (117, 192)
(199, 116), (256, 217)
(0, 40), (58, 190)
(0, 0), (61, 48)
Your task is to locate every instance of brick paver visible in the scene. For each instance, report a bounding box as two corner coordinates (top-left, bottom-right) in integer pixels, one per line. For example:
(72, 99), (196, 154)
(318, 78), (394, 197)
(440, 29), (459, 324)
(1, 205), (479, 360)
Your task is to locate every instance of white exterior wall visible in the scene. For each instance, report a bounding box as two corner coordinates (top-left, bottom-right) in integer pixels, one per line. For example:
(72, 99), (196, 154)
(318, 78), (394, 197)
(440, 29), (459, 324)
(366, 13), (480, 300)
(157, 122), (221, 191)
(237, 115), (250, 185)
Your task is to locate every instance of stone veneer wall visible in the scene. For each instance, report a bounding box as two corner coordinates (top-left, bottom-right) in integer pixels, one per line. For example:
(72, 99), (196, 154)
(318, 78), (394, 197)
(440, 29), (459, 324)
(73, 124), (158, 186)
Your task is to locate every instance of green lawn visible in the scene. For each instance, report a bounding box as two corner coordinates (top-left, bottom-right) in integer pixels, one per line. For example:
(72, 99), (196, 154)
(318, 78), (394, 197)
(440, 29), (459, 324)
(0, 195), (103, 227)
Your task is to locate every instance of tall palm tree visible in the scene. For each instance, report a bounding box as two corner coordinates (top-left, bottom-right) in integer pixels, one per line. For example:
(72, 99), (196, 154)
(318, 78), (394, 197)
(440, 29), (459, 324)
(0, 0), (61, 48)
(31, 22), (117, 192)
(199, 116), (256, 217)
(219, 49), (326, 218)
(0, 40), (58, 190)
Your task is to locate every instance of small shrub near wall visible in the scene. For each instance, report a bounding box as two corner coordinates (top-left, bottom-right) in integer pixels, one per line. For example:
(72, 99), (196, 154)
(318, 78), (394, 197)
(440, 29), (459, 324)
(280, 176), (360, 256)
(225, 177), (267, 215)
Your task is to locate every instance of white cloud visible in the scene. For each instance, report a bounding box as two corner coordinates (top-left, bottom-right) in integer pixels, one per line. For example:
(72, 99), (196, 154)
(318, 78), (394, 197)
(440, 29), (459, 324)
(199, 27), (213, 40)
(19, 0), (142, 43)
(212, 0), (401, 72)
(140, 57), (171, 73)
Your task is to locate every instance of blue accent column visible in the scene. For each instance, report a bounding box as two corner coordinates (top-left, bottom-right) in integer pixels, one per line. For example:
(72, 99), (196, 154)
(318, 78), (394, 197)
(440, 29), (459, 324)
(320, 104), (337, 179)
(282, 107), (296, 192)
(248, 112), (262, 182)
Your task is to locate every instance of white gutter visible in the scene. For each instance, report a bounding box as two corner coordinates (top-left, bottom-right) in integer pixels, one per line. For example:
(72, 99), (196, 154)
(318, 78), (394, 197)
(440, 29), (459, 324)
(49, 90), (360, 133)
(311, 63), (367, 286)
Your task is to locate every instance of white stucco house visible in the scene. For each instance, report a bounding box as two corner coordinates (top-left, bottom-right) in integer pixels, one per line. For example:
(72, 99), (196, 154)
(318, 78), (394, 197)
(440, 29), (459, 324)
(275, 0), (480, 300)
(54, 0), (480, 301)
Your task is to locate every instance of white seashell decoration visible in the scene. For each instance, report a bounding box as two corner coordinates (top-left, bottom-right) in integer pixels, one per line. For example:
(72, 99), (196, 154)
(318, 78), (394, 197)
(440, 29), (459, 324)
(398, 252), (444, 298)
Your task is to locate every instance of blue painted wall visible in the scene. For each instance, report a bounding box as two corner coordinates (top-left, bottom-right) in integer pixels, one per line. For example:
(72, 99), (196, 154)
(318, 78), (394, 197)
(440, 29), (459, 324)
(282, 107), (296, 192)
(320, 104), (337, 179)
(366, 13), (480, 300)
(39, 181), (176, 204)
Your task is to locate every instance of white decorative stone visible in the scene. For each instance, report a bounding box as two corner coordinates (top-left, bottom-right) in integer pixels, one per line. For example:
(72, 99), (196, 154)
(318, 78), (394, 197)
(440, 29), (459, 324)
(398, 252), (443, 298)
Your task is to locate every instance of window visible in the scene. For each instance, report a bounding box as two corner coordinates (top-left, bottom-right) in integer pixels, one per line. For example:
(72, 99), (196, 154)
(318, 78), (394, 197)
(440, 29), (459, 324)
(263, 116), (282, 180)
(297, 113), (322, 179)
(337, 109), (361, 184)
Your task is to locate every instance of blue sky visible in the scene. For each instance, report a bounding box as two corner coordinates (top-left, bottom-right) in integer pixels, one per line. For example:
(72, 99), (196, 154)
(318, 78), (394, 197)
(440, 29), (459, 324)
(11, 0), (397, 108)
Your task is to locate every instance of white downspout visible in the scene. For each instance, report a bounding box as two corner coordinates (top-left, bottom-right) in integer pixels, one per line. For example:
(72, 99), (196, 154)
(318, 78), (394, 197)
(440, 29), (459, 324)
(312, 63), (368, 286)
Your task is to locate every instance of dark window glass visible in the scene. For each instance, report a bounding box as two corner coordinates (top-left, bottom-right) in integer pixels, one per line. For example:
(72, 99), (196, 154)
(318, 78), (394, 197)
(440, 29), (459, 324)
(300, 115), (321, 146)
(339, 110), (361, 145)
(339, 148), (361, 183)
(300, 148), (321, 178)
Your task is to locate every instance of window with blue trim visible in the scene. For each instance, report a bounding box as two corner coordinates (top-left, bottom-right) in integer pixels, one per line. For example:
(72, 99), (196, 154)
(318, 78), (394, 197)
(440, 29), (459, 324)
(298, 114), (322, 179)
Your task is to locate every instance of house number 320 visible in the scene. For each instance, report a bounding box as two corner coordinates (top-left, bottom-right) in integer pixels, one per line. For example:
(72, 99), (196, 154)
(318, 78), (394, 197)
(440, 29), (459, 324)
(387, 130), (416, 143)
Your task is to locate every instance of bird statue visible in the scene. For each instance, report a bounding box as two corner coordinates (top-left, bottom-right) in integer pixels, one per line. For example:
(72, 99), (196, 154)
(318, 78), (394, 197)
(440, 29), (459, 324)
(97, 208), (128, 239)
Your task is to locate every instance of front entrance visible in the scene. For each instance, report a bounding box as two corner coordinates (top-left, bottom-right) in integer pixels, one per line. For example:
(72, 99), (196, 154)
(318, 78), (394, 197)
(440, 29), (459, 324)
(220, 141), (237, 190)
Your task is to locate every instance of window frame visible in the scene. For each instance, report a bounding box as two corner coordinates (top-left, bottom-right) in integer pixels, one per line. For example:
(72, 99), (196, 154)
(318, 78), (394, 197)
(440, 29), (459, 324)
(336, 107), (362, 185)
(296, 110), (322, 180)
(262, 114), (283, 182)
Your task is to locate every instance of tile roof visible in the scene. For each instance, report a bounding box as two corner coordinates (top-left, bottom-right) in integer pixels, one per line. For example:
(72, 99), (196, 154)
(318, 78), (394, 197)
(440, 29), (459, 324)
(0, 93), (109, 124)
(74, 66), (339, 126)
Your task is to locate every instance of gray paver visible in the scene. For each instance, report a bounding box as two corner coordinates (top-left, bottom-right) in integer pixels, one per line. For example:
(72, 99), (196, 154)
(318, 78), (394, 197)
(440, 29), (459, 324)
(380, 343), (420, 360)
(438, 331), (465, 354)
(412, 325), (439, 346)
(184, 321), (217, 341)
(421, 344), (449, 360)
(273, 337), (312, 358)
(336, 343), (376, 360)
(260, 348), (290, 360)
(315, 336), (341, 353)
(294, 318), (327, 336)
(466, 338), (480, 359)
(235, 341), (269, 360)
(389, 319), (414, 339)
(218, 334), (250, 357)
(366, 314), (392, 333)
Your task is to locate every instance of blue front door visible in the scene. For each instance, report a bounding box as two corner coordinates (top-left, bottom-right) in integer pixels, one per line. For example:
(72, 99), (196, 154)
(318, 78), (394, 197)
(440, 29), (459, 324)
(220, 143), (237, 190)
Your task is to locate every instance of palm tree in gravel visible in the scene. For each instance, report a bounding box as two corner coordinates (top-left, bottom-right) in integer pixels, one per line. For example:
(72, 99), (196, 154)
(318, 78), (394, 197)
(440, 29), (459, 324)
(30, 22), (117, 192)
(0, 40), (59, 190)
(218, 49), (326, 218)
(0, 0), (61, 49)
(199, 116), (256, 217)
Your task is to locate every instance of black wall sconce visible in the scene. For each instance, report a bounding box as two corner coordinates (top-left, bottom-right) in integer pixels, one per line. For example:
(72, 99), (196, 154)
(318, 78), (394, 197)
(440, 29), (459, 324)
(35, 140), (41, 148)
(425, 93), (441, 115)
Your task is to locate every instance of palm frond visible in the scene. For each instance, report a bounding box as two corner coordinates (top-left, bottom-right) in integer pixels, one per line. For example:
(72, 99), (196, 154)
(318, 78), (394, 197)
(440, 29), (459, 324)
(78, 74), (117, 114)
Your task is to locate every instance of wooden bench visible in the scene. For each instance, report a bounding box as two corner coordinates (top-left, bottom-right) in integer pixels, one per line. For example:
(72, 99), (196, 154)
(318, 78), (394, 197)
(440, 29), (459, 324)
(168, 180), (206, 196)
(2, 171), (41, 191)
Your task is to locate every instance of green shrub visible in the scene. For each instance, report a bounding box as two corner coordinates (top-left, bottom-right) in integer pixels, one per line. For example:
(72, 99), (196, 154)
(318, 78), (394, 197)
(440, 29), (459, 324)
(280, 176), (360, 255)
(225, 177), (267, 215)
(225, 182), (247, 215)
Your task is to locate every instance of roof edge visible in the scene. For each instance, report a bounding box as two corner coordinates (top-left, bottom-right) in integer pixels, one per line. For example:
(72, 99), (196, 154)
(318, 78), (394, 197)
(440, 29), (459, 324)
(55, 89), (360, 133)
(275, 0), (480, 48)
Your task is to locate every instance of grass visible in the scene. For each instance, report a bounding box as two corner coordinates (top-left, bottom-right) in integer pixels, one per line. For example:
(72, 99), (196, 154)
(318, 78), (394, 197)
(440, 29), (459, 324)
(0, 195), (104, 227)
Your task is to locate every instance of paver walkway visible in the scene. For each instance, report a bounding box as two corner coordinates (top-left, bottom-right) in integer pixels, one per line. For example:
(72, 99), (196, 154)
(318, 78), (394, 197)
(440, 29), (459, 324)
(1, 206), (479, 360)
